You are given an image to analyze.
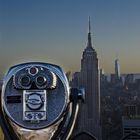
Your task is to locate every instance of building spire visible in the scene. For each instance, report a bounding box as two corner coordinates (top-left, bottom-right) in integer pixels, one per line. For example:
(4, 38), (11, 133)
(87, 16), (93, 48)
(89, 16), (91, 33)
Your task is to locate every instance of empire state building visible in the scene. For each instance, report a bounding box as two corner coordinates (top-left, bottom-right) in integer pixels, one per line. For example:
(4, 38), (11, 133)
(72, 18), (101, 140)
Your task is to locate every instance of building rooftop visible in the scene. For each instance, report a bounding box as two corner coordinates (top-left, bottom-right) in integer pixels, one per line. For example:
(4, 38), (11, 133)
(123, 116), (140, 127)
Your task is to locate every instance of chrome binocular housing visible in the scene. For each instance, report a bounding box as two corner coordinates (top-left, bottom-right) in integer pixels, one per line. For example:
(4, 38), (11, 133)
(0, 62), (85, 140)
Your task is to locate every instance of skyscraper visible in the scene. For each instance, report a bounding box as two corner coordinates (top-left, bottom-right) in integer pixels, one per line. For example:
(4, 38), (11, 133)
(72, 17), (101, 140)
(115, 59), (120, 79)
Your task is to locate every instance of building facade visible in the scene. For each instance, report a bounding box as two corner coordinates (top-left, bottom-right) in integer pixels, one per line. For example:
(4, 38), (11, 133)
(115, 59), (120, 79)
(72, 18), (101, 140)
(122, 117), (140, 140)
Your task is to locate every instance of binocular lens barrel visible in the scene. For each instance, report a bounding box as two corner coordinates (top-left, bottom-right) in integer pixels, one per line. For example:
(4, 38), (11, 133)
(20, 75), (31, 87)
(36, 76), (47, 86)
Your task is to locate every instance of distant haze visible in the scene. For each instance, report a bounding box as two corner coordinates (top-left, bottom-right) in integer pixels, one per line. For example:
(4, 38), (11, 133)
(0, 0), (140, 74)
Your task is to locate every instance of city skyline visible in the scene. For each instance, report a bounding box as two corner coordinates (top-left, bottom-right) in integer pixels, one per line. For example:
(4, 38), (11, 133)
(0, 0), (140, 74)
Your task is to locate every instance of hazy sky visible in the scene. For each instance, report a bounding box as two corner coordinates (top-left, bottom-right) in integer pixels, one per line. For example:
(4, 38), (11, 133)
(0, 0), (140, 74)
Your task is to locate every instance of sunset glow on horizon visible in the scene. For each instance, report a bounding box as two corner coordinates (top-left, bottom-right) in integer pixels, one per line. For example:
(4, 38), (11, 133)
(0, 0), (140, 74)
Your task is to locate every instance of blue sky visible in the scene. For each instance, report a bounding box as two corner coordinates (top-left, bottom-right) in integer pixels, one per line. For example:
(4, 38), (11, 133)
(0, 0), (140, 74)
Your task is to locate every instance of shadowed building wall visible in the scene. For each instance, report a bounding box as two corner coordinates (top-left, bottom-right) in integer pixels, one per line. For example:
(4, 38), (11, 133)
(72, 18), (101, 140)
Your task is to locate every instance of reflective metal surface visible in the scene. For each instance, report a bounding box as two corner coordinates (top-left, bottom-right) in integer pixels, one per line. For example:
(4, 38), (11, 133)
(1, 63), (70, 140)
(9, 118), (63, 140)
(23, 90), (47, 121)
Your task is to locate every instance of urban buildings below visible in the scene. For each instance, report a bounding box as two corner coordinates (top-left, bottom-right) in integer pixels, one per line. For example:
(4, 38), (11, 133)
(122, 116), (140, 140)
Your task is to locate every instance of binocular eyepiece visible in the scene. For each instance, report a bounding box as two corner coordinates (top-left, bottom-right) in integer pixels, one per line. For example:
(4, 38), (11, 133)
(0, 62), (85, 140)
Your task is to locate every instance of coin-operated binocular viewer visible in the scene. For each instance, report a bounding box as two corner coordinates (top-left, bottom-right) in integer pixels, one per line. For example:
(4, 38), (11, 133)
(0, 62), (85, 140)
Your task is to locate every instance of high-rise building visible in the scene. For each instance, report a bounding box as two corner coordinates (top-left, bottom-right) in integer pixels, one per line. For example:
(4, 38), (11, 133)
(122, 116), (140, 140)
(124, 105), (138, 117)
(115, 59), (120, 79)
(72, 17), (101, 140)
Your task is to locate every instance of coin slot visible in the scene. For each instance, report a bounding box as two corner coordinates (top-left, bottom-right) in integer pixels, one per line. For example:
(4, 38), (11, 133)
(6, 95), (21, 103)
